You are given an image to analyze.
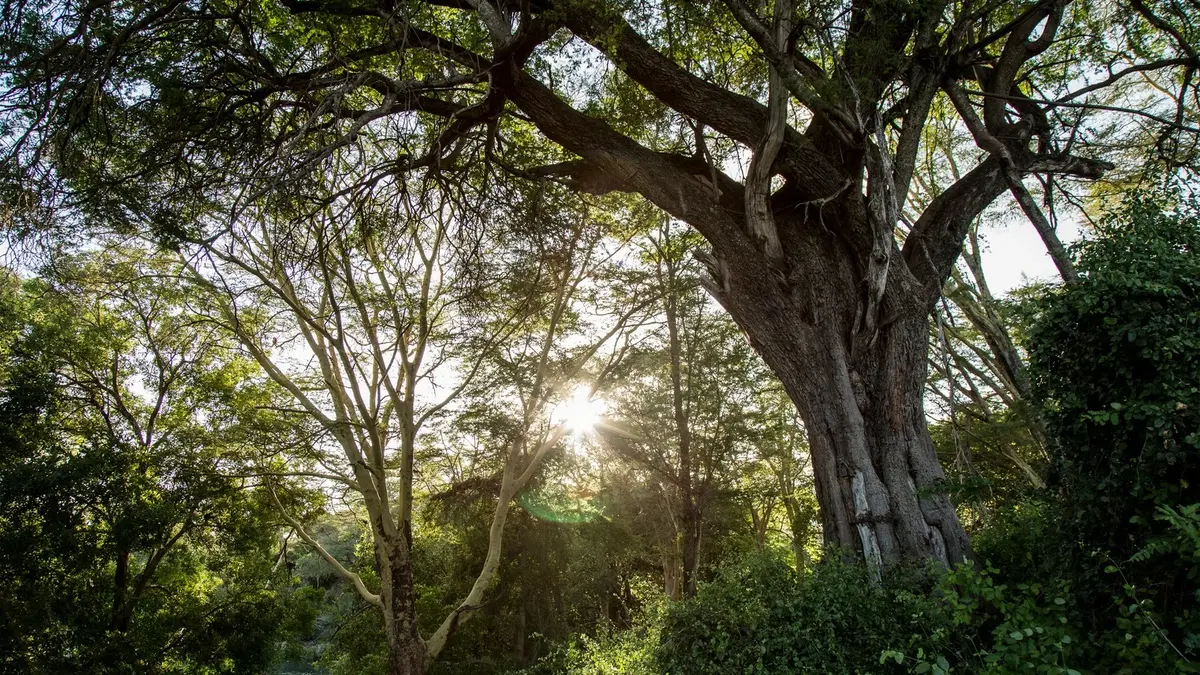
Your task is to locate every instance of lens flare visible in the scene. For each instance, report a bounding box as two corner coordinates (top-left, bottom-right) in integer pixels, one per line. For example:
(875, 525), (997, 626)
(552, 386), (604, 434)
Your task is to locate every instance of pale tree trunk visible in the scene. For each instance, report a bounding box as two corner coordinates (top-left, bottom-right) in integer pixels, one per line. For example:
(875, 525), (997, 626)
(790, 529), (810, 573)
(749, 499), (774, 551)
(954, 229), (1049, 453)
(662, 554), (682, 601)
(660, 486), (683, 600)
(680, 508), (701, 595)
(658, 221), (704, 597)
(927, 226), (1050, 489)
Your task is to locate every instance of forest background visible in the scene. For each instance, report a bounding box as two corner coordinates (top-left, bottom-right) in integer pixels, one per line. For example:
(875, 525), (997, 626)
(0, 0), (1199, 672)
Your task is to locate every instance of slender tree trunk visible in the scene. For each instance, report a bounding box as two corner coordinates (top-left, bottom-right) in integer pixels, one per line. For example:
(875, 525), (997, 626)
(514, 602), (526, 662)
(780, 496), (811, 572)
(377, 532), (427, 674)
(706, 212), (972, 571)
(680, 504), (701, 596)
(662, 554), (681, 600)
(663, 247), (703, 596)
(750, 505), (767, 551)
(111, 549), (130, 632)
(790, 525), (811, 573)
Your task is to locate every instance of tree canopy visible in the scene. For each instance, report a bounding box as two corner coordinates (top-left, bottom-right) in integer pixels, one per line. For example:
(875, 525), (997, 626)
(1, 0), (1200, 672)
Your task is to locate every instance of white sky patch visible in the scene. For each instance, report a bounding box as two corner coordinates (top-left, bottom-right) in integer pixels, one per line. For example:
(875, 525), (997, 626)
(977, 209), (1086, 296)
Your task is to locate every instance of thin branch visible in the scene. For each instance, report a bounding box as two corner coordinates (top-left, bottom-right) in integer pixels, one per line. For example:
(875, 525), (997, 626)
(268, 485), (382, 608)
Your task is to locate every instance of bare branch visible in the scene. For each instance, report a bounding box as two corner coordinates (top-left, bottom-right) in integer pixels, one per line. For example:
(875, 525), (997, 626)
(268, 485), (382, 608)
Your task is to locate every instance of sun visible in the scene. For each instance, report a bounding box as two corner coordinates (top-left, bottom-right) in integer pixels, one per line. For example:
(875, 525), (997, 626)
(553, 386), (605, 434)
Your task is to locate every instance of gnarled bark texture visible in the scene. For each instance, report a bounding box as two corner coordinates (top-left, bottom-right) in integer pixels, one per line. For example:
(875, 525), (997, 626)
(707, 215), (971, 564)
(474, 0), (1112, 567)
(246, 0), (1112, 573)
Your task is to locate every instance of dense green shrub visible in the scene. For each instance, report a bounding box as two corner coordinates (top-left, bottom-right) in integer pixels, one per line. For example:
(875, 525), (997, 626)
(1027, 192), (1200, 560)
(895, 561), (1082, 675)
(1023, 192), (1200, 665)
(531, 539), (1199, 673)
(541, 607), (663, 675)
(970, 499), (1074, 591)
(652, 552), (945, 674)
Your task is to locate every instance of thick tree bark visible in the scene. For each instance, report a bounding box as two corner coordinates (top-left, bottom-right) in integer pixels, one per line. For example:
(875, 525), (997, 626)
(495, 53), (1115, 568)
(704, 210), (973, 568)
(250, 0), (1108, 575)
(498, 63), (983, 568)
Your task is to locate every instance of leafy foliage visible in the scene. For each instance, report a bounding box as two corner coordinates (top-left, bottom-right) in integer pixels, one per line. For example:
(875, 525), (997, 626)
(0, 261), (301, 674)
(1026, 192), (1200, 639)
(653, 552), (942, 675)
(1027, 192), (1200, 559)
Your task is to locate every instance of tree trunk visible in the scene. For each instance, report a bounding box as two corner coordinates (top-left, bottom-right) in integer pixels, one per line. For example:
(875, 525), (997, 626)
(514, 602), (526, 663)
(750, 504), (768, 551)
(489, 32), (1091, 570)
(790, 525), (810, 574)
(662, 246), (703, 597)
(707, 212), (972, 571)
(662, 553), (681, 600)
(377, 533), (427, 674)
(680, 503), (701, 597)
(780, 494), (812, 573)
(111, 548), (130, 632)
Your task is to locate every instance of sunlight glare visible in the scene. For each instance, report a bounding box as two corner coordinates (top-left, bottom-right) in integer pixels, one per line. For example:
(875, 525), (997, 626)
(553, 386), (605, 434)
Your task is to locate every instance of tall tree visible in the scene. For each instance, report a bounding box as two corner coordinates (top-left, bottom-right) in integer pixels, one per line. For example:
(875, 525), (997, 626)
(600, 216), (792, 596)
(0, 250), (295, 674)
(4, 0), (1198, 570)
(180, 179), (645, 672)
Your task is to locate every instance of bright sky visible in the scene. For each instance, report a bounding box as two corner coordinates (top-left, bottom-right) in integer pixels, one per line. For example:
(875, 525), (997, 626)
(976, 211), (1084, 296)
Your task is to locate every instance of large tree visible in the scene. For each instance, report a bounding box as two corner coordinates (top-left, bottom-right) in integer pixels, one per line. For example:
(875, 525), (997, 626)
(3, 0), (1197, 577)
(0, 251), (296, 674)
(177, 176), (647, 671)
(602, 215), (799, 597)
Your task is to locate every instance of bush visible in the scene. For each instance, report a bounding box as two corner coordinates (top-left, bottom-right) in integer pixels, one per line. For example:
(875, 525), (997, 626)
(944, 498), (1199, 674)
(554, 612), (661, 675)
(653, 551), (945, 674)
(1023, 191), (1200, 667)
(925, 562), (1079, 675)
(517, 598), (662, 675)
(1027, 192), (1200, 560)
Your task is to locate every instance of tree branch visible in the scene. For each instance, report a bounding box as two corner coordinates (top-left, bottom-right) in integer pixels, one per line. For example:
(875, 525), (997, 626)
(718, 0), (857, 140)
(557, 3), (846, 197)
(268, 485), (382, 608)
(497, 66), (751, 257)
